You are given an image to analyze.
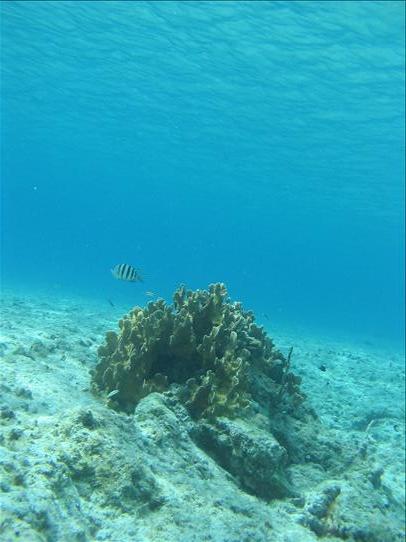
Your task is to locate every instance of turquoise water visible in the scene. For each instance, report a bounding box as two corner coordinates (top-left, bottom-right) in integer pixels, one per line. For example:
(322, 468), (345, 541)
(1, 1), (405, 349)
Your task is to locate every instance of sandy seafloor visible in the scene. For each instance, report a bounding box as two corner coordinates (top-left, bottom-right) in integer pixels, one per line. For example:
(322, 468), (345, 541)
(0, 288), (404, 542)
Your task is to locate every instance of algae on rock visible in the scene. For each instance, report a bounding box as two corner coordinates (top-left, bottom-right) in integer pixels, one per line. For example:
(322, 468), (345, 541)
(92, 283), (303, 419)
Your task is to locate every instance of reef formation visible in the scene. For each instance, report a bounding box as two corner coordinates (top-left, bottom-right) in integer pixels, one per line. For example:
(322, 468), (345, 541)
(90, 283), (311, 500)
(92, 283), (303, 420)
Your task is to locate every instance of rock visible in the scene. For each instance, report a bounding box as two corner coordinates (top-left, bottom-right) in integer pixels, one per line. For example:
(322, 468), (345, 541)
(76, 409), (99, 430)
(193, 417), (294, 500)
(9, 428), (24, 441)
(0, 405), (16, 420)
(29, 340), (51, 358)
(15, 387), (33, 399)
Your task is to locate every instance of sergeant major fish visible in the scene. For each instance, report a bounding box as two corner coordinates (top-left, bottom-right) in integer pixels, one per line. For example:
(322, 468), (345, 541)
(111, 263), (143, 282)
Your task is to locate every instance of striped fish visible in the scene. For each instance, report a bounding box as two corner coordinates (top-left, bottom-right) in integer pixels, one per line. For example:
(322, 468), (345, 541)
(111, 264), (143, 282)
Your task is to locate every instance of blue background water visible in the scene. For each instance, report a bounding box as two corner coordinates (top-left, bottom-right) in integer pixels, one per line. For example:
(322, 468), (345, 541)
(1, 1), (405, 349)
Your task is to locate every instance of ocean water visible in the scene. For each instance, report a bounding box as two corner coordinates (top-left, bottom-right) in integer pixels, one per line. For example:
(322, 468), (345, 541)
(1, 3), (405, 540)
(1, 1), (405, 350)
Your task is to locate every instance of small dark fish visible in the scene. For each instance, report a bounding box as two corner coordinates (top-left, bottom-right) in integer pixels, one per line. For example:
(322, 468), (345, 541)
(263, 313), (270, 320)
(111, 263), (143, 282)
(107, 298), (115, 308)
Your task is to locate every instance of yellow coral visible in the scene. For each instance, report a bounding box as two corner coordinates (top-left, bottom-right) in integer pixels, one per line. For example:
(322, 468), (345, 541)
(92, 283), (300, 418)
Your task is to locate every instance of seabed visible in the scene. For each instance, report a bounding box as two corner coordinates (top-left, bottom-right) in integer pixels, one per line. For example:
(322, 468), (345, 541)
(0, 289), (404, 542)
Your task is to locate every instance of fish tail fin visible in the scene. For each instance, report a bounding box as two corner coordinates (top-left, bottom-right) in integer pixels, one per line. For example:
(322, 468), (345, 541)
(137, 269), (146, 282)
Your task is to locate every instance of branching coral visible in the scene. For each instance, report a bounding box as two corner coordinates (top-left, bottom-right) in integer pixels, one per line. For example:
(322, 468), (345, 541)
(92, 283), (303, 419)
